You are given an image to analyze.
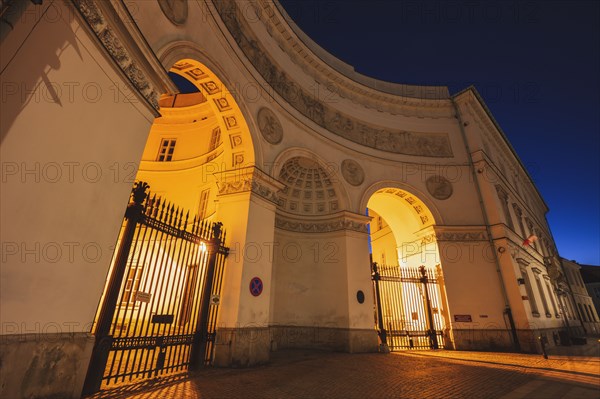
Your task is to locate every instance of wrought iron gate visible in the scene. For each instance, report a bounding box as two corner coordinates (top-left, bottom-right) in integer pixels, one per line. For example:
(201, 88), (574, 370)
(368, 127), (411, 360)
(83, 182), (228, 394)
(372, 263), (446, 350)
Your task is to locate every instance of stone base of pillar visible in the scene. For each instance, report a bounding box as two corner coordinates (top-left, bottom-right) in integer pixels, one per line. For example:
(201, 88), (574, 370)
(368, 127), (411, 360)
(212, 326), (379, 366)
(0, 332), (94, 399)
(212, 327), (271, 367)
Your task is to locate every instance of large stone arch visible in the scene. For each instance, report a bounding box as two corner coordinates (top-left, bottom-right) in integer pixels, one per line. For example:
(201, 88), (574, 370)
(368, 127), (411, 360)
(157, 41), (264, 169)
(0, 1), (569, 396)
(360, 180), (445, 226)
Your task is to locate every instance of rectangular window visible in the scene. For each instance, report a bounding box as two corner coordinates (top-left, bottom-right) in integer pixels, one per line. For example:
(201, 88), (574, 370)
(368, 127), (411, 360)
(534, 273), (551, 317)
(586, 304), (596, 322)
(197, 189), (210, 219)
(577, 303), (586, 322)
(209, 127), (221, 151)
(496, 186), (514, 230)
(121, 264), (143, 306)
(521, 269), (539, 316)
(157, 138), (176, 161)
(545, 280), (559, 317)
(513, 204), (526, 238)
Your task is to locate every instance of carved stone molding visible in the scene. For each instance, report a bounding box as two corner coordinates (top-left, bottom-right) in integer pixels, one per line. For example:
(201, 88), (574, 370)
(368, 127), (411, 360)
(275, 211), (369, 234)
(341, 159), (365, 186)
(508, 241), (545, 268)
(512, 203), (523, 217)
(426, 175), (453, 200)
(254, 1), (455, 114)
(158, 0), (188, 25)
(257, 107), (283, 144)
(73, 0), (174, 113)
(215, 166), (284, 204)
(401, 232), (438, 258)
(433, 226), (488, 241)
(495, 184), (508, 201)
(515, 257), (530, 268)
(213, 0), (453, 158)
(460, 94), (547, 225)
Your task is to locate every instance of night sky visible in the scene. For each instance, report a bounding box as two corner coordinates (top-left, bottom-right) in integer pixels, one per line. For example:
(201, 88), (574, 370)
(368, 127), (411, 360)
(279, 0), (599, 265)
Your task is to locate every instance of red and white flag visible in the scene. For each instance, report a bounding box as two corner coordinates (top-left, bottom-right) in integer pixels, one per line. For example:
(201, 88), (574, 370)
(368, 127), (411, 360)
(522, 234), (538, 246)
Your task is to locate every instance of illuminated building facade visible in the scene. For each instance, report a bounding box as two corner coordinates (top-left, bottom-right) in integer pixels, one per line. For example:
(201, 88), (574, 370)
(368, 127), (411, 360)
(0, 1), (590, 397)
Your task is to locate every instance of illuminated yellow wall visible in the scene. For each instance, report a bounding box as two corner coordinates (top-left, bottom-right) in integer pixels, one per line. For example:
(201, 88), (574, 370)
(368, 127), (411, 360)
(134, 59), (256, 219)
(367, 189), (439, 269)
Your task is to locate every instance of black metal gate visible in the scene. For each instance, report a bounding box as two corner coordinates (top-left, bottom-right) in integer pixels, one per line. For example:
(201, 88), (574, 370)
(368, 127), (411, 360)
(83, 182), (228, 394)
(372, 263), (446, 350)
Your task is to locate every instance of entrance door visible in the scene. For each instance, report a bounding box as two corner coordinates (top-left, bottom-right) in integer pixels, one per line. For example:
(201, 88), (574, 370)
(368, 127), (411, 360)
(83, 182), (228, 394)
(372, 263), (446, 350)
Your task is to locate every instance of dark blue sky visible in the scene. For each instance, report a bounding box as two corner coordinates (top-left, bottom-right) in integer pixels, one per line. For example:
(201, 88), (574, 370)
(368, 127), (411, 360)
(279, 0), (599, 265)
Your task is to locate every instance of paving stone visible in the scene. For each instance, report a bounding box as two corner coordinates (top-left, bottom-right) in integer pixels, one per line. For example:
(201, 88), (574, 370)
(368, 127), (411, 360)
(87, 347), (600, 399)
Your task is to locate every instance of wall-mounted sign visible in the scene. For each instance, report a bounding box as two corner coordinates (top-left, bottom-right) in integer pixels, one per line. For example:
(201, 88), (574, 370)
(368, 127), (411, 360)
(250, 277), (263, 297)
(135, 291), (151, 303)
(151, 314), (174, 324)
(454, 314), (472, 322)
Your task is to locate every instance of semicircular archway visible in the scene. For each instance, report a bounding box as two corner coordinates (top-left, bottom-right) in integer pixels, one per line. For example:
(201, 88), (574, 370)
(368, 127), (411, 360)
(367, 187), (438, 268)
(134, 58), (257, 218)
(366, 186), (450, 351)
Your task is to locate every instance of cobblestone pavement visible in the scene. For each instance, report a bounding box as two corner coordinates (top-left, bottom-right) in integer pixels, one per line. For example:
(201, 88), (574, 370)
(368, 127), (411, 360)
(89, 343), (600, 399)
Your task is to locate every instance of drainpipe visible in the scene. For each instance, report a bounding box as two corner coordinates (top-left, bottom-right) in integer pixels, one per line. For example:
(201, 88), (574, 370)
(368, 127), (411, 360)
(451, 94), (521, 352)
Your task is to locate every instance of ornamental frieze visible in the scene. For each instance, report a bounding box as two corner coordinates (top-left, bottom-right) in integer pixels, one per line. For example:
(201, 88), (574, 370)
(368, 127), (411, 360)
(215, 167), (283, 204)
(73, 0), (160, 111)
(431, 226), (488, 242)
(435, 232), (487, 241)
(275, 214), (369, 234)
(214, 0), (453, 158)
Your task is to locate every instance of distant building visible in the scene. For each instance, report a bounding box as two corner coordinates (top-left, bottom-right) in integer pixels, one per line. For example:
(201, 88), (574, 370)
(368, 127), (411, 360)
(560, 259), (600, 335)
(0, 1), (587, 398)
(579, 264), (600, 325)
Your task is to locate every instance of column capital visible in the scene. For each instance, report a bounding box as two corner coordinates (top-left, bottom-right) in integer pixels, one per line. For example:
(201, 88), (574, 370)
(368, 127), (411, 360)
(215, 166), (285, 205)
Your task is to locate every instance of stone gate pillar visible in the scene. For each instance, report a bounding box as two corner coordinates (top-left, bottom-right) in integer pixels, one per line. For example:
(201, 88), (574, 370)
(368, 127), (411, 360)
(342, 216), (380, 352)
(211, 167), (283, 366)
(433, 225), (516, 351)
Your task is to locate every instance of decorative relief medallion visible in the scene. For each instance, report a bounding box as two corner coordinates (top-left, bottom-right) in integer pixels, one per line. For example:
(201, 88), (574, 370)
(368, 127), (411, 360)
(185, 67), (207, 81)
(257, 107), (283, 144)
(214, 98), (231, 112)
(224, 116), (238, 130)
(341, 159), (365, 186)
(158, 0), (188, 25)
(229, 134), (243, 148)
(215, 0), (453, 157)
(426, 175), (453, 200)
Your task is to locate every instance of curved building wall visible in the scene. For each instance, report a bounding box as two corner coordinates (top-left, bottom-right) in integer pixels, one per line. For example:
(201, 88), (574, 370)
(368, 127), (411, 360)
(0, 1), (574, 397)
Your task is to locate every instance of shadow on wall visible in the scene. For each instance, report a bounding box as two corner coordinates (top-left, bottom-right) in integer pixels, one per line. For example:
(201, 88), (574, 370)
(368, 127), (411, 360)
(1, 0), (82, 143)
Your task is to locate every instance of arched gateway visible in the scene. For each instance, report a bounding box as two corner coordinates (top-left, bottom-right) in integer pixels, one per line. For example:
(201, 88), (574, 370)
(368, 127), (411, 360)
(1, 1), (572, 398)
